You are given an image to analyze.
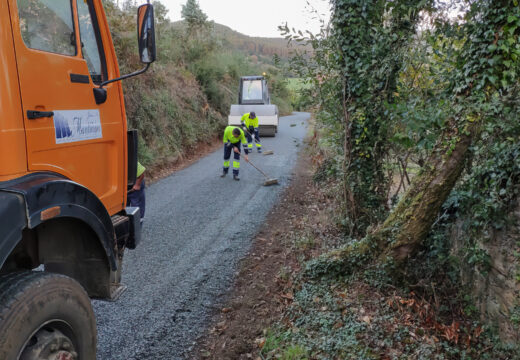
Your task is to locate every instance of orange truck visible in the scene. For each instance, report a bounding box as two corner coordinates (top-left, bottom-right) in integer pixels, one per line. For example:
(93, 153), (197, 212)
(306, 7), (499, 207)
(0, 0), (156, 358)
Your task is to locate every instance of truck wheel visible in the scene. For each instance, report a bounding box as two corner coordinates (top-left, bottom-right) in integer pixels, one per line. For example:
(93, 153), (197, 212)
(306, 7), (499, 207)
(0, 271), (97, 360)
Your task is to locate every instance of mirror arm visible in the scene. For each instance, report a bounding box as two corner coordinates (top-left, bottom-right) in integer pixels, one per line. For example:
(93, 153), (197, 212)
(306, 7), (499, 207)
(99, 63), (151, 89)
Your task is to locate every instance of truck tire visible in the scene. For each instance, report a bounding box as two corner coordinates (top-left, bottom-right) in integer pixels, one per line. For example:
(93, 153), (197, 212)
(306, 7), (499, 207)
(0, 271), (97, 360)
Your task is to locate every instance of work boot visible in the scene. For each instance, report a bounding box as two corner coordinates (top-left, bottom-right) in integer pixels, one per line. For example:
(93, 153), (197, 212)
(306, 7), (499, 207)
(257, 148), (262, 153)
(220, 171), (227, 178)
(233, 175), (240, 181)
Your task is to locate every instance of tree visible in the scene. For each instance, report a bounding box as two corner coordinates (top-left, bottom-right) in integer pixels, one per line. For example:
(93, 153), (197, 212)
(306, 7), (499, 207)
(373, 0), (520, 266)
(181, 0), (209, 35)
(294, 0), (520, 278)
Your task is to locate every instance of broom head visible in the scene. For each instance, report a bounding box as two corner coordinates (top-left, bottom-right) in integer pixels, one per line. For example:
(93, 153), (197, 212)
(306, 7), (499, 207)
(263, 178), (279, 186)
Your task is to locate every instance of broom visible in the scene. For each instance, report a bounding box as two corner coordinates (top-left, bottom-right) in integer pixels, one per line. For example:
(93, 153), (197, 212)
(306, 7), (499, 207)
(246, 158), (279, 186)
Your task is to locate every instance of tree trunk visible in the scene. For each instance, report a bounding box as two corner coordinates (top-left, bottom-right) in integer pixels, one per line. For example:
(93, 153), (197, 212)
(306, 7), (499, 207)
(379, 122), (476, 264)
(305, 121), (477, 278)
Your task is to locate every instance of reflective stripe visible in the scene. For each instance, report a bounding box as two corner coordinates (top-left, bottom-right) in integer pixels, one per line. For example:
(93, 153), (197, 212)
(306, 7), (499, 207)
(233, 161), (240, 169)
(224, 160), (230, 167)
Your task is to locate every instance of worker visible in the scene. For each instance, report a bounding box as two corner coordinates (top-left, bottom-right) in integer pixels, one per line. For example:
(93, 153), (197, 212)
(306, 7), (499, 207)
(221, 126), (249, 181)
(128, 161), (146, 222)
(240, 111), (262, 153)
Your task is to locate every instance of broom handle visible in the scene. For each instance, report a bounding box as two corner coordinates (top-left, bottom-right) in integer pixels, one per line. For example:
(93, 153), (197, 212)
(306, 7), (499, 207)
(242, 125), (254, 138)
(246, 159), (270, 179)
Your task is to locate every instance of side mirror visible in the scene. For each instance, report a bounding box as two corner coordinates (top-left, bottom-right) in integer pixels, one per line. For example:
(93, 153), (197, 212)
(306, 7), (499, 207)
(137, 4), (156, 64)
(97, 3), (155, 94)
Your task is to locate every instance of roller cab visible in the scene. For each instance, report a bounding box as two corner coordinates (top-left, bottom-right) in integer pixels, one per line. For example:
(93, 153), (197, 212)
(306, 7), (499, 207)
(228, 76), (279, 137)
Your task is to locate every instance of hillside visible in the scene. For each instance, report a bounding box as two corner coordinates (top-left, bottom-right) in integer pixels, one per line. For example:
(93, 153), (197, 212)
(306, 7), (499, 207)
(171, 21), (309, 63)
(211, 22), (293, 58)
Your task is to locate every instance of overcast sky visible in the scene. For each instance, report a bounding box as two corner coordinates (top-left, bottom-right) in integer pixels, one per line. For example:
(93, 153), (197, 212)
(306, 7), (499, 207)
(160, 0), (332, 38)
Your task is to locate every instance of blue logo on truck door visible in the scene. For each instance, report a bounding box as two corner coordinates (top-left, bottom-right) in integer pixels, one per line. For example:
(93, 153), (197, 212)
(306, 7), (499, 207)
(53, 110), (102, 144)
(54, 112), (72, 139)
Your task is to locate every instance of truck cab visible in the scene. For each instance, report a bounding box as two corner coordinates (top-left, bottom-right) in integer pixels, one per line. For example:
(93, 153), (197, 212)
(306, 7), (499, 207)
(0, 0), (155, 358)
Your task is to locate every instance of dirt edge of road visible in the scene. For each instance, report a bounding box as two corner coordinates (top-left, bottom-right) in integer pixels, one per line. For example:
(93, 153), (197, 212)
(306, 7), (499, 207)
(191, 143), (314, 359)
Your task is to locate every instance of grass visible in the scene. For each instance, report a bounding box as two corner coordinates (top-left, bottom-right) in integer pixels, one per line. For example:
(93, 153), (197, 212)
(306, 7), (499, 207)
(261, 330), (309, 360)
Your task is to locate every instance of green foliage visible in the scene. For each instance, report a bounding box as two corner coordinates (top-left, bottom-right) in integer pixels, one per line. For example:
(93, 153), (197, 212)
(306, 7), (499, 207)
(181, 0), (208, 34)
(269, 208), (519, 359)
(283, 0), (435, 236)
(265, 280), (375, 359)
(447, 101), (520, 233)
(261, 331), (309, 360)
(285, 78), (313, 111)
(431, 1), (520, 282)
(264, 275), (520, 359)
(266, 69), (293, 115)
(279, 0), (520, 355)
(510, 306), (520, 328)
(285, 0), (520, 261)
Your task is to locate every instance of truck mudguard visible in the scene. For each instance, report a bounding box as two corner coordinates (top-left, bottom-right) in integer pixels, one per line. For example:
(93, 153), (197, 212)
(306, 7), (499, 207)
(0, 192), (27, 271)
(0, 173), (117, 271)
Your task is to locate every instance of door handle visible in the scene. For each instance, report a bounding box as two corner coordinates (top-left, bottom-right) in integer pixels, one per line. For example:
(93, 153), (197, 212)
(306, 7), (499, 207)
(27, 110), (54, 119)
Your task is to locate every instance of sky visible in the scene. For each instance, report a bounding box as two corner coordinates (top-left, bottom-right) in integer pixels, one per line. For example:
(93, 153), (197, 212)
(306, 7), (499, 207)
(160, 0), (332, 38)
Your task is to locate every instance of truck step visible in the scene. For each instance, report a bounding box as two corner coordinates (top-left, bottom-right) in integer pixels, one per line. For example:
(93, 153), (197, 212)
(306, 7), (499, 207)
(108, 283), (128, 302)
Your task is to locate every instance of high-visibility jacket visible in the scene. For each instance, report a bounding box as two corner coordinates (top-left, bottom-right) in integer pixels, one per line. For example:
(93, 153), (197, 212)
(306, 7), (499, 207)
(137, 161), (146, 177)
(241, 113), (259, 128)
(223, 126), (247, 145)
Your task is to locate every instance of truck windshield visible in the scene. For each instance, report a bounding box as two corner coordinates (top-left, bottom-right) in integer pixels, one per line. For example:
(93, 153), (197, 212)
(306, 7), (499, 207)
(241, 80), (263, 101)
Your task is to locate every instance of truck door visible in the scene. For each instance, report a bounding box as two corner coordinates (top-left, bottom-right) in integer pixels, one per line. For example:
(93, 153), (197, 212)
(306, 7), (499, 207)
(9, 0), (125, 215)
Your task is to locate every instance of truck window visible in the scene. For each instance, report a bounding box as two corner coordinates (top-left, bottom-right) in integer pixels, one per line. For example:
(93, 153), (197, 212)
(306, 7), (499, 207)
(77, 0), (106, 84)
(17, 0), (76, 56)
(242, 80), (263, 101)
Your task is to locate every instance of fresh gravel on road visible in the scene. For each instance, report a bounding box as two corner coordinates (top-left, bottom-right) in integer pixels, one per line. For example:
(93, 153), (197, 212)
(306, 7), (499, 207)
(93, 112), (310, 359)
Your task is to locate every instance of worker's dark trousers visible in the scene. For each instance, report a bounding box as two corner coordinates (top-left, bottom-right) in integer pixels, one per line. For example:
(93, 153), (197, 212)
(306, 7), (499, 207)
(245, 128), (261, 152)
(128, 180), (146, 218)
(223, 143), (242, 176)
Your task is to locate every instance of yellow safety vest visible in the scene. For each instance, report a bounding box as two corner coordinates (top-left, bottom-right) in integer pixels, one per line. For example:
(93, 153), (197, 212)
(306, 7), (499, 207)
(223, 126), (247, 144)
(241, 113), (259, 128)
(137, 162), (146, 178)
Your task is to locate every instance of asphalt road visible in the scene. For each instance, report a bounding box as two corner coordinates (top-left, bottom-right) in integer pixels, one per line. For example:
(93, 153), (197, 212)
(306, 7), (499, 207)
(93, 112), (310, 359)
